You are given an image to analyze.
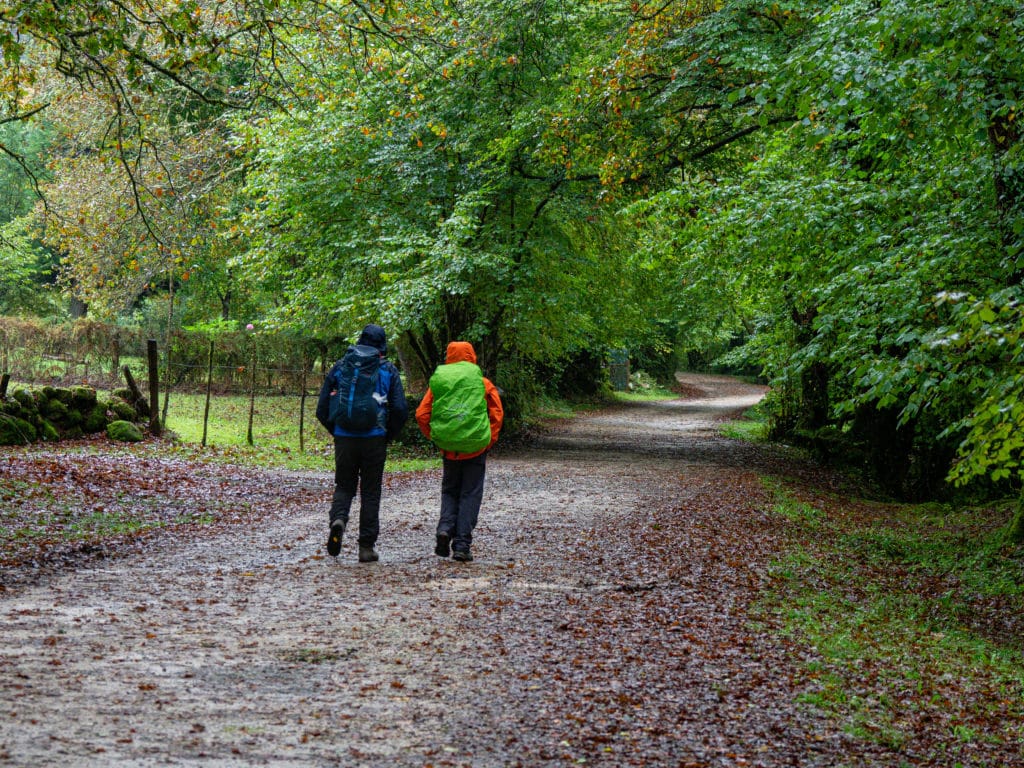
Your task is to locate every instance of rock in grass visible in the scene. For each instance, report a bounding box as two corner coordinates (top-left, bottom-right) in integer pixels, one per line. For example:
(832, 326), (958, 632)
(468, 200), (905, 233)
(107, 420), (144, 442)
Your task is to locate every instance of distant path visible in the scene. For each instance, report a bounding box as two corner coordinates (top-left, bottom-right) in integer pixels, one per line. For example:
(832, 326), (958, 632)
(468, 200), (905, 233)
(0, 373), (883, 766)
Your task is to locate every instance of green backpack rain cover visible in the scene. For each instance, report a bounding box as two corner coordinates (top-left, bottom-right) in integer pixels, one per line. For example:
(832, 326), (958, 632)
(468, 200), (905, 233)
(428, 361), (491, 453)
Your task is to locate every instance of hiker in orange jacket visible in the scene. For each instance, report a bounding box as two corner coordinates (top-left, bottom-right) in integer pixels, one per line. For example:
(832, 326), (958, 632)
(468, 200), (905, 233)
(416, 341), (503, 562)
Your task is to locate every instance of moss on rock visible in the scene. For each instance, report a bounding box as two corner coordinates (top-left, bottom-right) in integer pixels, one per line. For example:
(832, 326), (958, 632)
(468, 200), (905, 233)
(84, 403), (110, 432)
(109, 399), (138, 421)
(0, 399), (23, 419)
(44, 398), (68, 421)
(0, 415), (37, 445)
(71, 386), (97, 408)
(107, 420), (144, 442)
(1, 385), (134, 443)
(12, 389), (34, 408)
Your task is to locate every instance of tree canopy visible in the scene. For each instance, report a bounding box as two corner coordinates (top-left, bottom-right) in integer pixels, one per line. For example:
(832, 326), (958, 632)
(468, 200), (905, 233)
(2, 0), (1023, 507)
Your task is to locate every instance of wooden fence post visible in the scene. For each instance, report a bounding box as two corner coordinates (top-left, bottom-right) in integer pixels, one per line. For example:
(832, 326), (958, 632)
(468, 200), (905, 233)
(299, 356), (307, 453)
(246, 337), (256, 446)
(202, 339), (214, 448)
(147, 339), (161, 436)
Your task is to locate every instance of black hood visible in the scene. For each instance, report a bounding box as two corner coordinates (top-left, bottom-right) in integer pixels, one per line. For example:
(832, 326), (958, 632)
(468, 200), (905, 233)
(357, 324), (387, 354)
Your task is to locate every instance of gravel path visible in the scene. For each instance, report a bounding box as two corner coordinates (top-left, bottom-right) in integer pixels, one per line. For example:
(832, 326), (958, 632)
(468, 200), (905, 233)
(1, 374), (868, 767)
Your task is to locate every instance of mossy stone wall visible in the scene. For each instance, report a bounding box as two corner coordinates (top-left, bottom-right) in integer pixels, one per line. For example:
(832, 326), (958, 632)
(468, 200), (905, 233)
(0, 385), (142, 445)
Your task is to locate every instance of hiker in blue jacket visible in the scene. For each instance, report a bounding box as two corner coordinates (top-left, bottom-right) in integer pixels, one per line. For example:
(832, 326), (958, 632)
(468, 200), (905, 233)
(316, 324), (408, 563)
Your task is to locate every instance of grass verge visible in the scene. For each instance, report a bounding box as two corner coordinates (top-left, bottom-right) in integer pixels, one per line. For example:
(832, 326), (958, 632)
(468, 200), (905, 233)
(719, 401), (769, 441)
(756, 478), (1024, 761)
(612, 383), (680, 402)
(159, 392), (438, 472)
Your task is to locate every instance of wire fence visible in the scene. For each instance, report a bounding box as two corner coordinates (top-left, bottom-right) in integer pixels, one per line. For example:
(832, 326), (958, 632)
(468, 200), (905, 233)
(0, 318), (344, 391)
(1, 320), (428, 452)
(0, 319), (349, 450)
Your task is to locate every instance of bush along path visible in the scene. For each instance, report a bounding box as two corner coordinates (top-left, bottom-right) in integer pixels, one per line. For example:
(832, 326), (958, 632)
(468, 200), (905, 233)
(1, 373), (1022, 766)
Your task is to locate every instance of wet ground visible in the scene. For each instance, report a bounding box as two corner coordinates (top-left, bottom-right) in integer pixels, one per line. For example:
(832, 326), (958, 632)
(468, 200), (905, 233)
(0, 374), (890, 766)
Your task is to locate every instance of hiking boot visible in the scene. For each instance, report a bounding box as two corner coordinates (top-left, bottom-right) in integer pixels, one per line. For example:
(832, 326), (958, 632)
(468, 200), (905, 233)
(326, 520), (345, 557)
(452, 548), (473, 562)
(358, 545), (379, 563)
(434, 532), (451, 558)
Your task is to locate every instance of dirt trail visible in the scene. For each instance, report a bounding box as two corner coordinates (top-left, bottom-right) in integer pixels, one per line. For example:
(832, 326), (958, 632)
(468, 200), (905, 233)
(1, 374), (864, 767)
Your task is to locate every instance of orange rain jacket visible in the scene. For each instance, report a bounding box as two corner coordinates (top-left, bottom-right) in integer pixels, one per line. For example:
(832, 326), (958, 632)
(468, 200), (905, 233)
(415, 341), (504, 460)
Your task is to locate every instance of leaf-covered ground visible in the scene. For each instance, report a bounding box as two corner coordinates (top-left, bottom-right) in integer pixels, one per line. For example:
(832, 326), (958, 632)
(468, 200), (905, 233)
(0, 442), (275, 573)
(1, 374), (1021, 766)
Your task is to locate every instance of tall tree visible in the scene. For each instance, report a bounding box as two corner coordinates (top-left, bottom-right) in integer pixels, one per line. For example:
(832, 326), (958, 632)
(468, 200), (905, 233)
(618, 0), (1023, 498)
(0, 0), (427, 316)
(236, 0), (650, 401)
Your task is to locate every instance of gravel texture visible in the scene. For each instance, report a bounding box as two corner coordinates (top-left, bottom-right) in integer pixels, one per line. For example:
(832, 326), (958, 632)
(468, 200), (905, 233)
(1, 374), (896, 766)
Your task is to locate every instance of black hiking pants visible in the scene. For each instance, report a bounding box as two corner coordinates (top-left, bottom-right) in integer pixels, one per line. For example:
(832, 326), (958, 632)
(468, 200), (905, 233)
(437, 452), (487, 554)
(328, 435), (387, 547)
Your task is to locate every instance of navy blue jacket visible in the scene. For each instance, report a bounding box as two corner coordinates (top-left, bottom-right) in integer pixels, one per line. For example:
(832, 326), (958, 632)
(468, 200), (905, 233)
(316, 325), (409, 441)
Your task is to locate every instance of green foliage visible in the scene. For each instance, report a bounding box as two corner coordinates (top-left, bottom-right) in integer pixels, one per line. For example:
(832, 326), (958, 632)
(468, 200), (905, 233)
(0, 216), (59, 316)
(626, 0), (1024, 498)
(0, 120), (53, 223)
(233, 0), (654, 405)
(4, 0), (1023, 494)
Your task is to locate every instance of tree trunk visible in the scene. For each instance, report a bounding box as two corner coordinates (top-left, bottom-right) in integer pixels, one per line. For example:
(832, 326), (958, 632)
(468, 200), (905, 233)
(147, 339), (161, 436)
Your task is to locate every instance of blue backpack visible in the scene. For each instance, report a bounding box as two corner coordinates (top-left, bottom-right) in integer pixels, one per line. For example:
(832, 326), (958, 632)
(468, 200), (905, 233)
(329, 345), (385, 432)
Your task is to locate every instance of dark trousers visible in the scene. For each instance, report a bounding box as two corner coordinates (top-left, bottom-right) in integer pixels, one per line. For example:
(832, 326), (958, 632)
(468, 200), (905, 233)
(438, 452), (487, 553)
(328, 435), (387, 547)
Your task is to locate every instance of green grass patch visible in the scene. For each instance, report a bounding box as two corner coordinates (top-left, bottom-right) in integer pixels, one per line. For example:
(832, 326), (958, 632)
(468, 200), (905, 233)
(613, 386), (678, 402)
(529, 394), (588, 422)
(835, 500), (1024, 601)
(758, 480), (1024, 759)
(762, 477), (824, 527)
(160, 392), (438, 472)
(67, 510), (155, 537)
(163, 393), (322, 449)
(720, 401), (768, 442)
(1, 503), (167, 562)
